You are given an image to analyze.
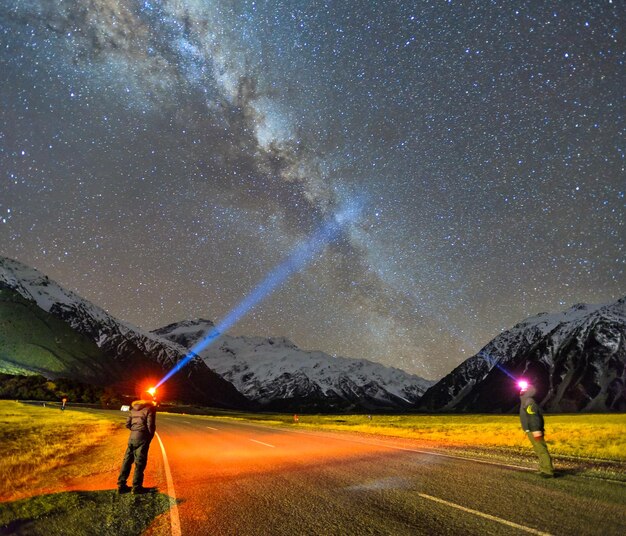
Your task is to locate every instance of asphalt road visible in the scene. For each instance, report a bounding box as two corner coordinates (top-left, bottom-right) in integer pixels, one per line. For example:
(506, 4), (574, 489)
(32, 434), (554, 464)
(146, 413), (626, 536)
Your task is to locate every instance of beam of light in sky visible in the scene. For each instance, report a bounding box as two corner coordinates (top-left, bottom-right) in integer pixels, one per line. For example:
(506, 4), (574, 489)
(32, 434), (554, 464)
(476, 350), (517, 381)
(426, 313), (518, 382)
(155, 204), (363, 388)
(430, 319), (518, 382)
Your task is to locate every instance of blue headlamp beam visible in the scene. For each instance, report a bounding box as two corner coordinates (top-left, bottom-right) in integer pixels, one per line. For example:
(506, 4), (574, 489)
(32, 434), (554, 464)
(477, 349), (517, 381)
(155, 213), (350, 388)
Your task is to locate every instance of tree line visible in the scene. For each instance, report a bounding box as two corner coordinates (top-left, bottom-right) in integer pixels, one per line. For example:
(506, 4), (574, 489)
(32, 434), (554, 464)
(0, 373), (124, 407)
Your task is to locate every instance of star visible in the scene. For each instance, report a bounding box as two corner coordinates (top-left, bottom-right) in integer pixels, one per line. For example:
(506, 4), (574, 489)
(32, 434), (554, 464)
(0, 0), (623, 380)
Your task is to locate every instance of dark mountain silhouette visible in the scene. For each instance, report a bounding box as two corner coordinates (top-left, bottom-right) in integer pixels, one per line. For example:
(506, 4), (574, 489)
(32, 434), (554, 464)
(419, 298), (626, 412)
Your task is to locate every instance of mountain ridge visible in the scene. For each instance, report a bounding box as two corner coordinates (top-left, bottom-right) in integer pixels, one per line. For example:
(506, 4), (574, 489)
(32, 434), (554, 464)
(0, 256), (432, 412)
(418, 297), (626, 412)
(154, 319), (434, 412)
(2, 255), (623, 413)
(0, 256), (250, 408)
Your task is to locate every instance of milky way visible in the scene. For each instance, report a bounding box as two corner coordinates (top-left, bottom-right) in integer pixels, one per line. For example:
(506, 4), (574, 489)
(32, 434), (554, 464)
(1, 1), (624, 380)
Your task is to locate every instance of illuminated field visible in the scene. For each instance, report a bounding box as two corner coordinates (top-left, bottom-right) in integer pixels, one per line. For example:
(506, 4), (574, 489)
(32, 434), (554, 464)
(1, 400), (625, 535)
(0, 400), (118, 501)
(0, 401), (172, 534)
(208, 411), (626, 463)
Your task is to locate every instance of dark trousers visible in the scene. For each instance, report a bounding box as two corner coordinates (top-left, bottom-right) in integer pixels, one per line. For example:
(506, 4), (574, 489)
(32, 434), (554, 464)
(118, 438), (152, 488)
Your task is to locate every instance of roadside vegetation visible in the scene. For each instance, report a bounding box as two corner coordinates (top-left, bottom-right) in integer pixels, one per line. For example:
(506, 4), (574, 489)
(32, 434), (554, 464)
(0, 401), (173, 535)
(0, 489), (172, 536)
(205, 410), (626, 478)
(1, 401), (624, 533)
(0, 400), (119, 500)
(0, 373), (125, 406)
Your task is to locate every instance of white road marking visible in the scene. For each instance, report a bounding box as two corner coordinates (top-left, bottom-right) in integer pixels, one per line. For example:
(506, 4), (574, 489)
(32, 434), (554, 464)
(155, 432), (182, 536)
(250, 439), (275, 448)
(284, 425), (534, 472)
(417, 493), (553, 535)
(386, 444), (534, 472)
(182, 420), (192, 424)
(207, 426), (218, 430)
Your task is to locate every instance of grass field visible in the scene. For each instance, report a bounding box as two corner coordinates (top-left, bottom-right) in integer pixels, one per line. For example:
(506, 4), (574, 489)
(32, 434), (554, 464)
(0, 288), (108, 377)
(0, 401), (175, 535)
(0, 400), (119, 500)
(206, 411), (626, 463)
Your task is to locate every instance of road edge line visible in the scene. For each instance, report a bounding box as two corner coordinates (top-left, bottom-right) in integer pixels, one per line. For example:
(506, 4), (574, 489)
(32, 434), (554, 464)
(155, 432), (182, 536)
(417, 493), (553, 535)
(249, 438), (276, 448)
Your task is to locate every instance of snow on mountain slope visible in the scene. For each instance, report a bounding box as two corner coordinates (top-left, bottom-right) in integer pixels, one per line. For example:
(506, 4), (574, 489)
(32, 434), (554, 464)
(419, 298), (626, 412)
(0, 256), (250, 408)
(154, 320), (434, 411)
(1, 256), (429, 411)
(1, 257), (149, 341)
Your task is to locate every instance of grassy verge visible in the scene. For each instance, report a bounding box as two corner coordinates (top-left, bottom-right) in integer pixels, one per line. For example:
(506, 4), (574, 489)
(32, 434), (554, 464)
(202, 410), (626, 480)
(0, 400), (120, 500)
(0, 401), (174, 536)
(0, 490), (173, 536)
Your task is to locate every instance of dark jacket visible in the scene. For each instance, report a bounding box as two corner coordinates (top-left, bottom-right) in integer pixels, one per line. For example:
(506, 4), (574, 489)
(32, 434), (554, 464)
(519, 386), (545, 433)
(126, 399), (156, 441)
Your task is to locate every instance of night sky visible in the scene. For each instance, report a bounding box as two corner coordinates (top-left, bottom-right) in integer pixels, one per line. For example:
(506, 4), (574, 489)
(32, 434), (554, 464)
(1, 1), (624, 380)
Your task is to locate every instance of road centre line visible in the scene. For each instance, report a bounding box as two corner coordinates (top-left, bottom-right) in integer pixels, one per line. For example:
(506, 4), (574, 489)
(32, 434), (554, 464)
(207, 426), (218, 430)
(247, 425), (553, 532)
(236, 422), (623, 484)
(220, 419), (520, 467)
(184, 421), (553, 533)
(155, 432), (182, 536)
(250, 438), (276, 448)
(417, 493), (553, 536)
(282, 425), (534, 472)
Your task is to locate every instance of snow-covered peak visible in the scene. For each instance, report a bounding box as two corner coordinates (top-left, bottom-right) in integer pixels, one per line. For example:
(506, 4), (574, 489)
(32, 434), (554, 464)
(419, 295), (626, 412)
(0, 256), (179, 352)
(1, 256), (93, 314)
(483, 298), (625, 362)
(0, 256), (252, 408)
(156, 319), (434, 409)
(513, 300), (621, 335)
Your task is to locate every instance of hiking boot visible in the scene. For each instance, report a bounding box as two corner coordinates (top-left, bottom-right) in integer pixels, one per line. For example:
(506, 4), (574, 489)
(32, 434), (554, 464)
(117, 484), (132, 494)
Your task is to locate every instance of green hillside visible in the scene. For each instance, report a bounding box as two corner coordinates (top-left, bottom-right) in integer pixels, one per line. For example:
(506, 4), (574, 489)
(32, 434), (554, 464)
(0, 287), (116, 383)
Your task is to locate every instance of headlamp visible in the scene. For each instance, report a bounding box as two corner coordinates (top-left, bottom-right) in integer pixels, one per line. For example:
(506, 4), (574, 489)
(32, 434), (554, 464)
(518, 380), (529, 391)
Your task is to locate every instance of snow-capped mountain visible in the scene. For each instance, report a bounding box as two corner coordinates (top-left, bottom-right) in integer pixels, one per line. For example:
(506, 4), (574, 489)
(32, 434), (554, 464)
(153, 319), (434, 412)
(0, 256), (250, 408)
(419, 298), (626, 412)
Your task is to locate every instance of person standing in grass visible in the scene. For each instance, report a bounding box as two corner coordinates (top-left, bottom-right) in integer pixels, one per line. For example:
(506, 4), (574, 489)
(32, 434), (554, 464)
(117, 395), (157, 494)
(519, 382), (555, 478)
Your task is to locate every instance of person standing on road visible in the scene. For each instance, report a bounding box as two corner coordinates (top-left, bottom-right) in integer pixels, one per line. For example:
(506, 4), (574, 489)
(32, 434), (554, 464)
(117, 395), (157, 494)
(519, 382), (554, 478)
